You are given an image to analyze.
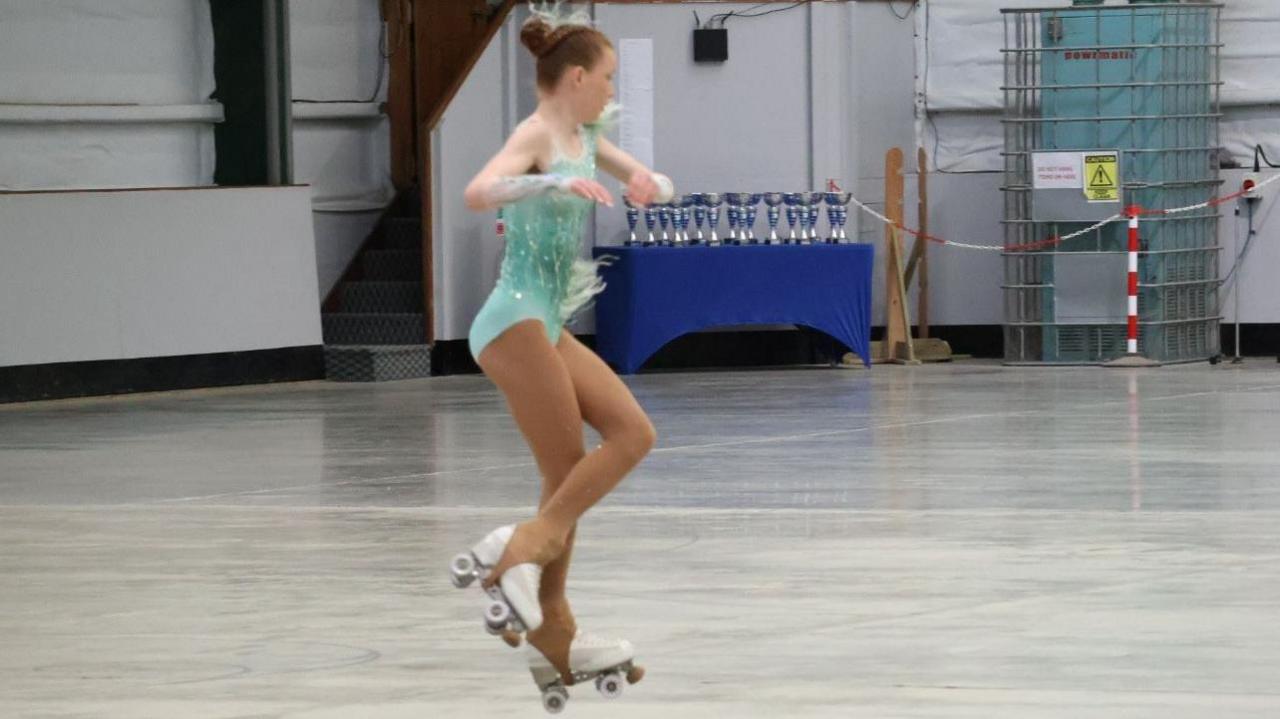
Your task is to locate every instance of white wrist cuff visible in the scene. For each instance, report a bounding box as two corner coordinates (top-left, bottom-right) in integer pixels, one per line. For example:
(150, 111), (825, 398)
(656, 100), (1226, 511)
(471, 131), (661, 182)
(652, 173), (675, 204)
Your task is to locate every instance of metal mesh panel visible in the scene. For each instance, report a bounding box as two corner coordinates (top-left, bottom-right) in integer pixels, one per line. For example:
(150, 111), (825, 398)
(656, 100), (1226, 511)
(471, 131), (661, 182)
(1001, 2), (1222, 364)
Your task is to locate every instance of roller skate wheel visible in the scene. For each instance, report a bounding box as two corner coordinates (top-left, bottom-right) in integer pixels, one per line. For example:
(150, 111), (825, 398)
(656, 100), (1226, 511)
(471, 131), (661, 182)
(541, 686), (569, 714)
(595, 671), (624, 699)
(626, 665), (646, 685)
(450, 553), (476, 588)
(485, 600), (511, 631)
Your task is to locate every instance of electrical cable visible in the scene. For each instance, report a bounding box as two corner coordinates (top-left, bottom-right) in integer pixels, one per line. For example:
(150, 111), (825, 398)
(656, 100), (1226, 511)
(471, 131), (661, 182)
(889, 1), (917, 21)
(1221, 200), (1258, 293)
(921, 0), (992, 175)
(1255, 144), (1280, 170)
(707, 1), (810, 30)
(293, 16), (403, 105)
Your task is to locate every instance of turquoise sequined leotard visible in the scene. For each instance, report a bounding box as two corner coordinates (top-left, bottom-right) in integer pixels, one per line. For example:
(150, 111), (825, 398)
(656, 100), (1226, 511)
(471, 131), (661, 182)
(468, 124), (606, 360)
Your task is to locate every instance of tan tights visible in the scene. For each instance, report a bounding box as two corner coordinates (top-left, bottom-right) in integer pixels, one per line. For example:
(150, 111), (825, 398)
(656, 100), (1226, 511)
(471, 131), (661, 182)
(476, 320), (656, 680)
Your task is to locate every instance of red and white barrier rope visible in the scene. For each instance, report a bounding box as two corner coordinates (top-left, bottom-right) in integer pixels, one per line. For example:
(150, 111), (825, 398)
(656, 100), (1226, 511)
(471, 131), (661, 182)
(841, 170), (1279, 359)
(845, 170), (1280, 253)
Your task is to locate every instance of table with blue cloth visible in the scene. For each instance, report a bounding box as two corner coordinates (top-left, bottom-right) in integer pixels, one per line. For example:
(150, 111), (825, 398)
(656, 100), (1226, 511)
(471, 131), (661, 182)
(590, 244), (874, 374)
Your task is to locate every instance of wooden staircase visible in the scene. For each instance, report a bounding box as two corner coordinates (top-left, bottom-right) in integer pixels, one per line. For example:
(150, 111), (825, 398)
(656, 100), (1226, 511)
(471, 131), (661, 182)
(322, 0), (516, 381)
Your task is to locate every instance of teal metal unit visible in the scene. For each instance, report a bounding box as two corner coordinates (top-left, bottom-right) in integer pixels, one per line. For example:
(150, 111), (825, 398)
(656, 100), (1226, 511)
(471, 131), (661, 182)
(1001, 2), (1222, 364)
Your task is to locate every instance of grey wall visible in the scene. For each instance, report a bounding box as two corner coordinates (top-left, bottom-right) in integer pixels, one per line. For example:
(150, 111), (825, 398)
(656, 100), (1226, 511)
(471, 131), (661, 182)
(433, 25), (515, 343)
(435, 3), (907, 342)
(0, 0), (220, 190)
(289, 0), (393, 299)
(0, 187), (322, 367)
(432, 1), (1280, 346)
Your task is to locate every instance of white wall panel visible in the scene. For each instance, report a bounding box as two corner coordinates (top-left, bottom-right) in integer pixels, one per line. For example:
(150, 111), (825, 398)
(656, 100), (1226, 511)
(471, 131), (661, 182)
(0, 0), (219, 190)
(0, 187), (322, 367)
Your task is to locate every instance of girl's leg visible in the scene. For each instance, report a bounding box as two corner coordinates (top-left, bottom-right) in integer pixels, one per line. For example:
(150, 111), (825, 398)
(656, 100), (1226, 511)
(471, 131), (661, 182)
(477, 324), (655, 680)
(480, 327), (657, 582)
(534, 333), (657, 535)
(475, 320), (587, 575)
(525, 333), (657, 664)
(534, 332), (655, 605)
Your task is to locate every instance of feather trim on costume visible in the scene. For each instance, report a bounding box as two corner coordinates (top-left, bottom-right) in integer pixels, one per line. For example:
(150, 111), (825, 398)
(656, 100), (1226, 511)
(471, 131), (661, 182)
(585, 102), (622, 133)
(560, 255), (615, 323)
(528, 1), (594, 32)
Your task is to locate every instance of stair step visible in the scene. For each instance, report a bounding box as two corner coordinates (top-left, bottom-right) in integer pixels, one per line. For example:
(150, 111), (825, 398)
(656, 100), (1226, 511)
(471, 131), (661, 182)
(362, 249), (422, 281)
(325, 344), (432, 382)
(339, 281), (424, 313)
(380, 217), (422, 249)
(322, 313), (426, 345)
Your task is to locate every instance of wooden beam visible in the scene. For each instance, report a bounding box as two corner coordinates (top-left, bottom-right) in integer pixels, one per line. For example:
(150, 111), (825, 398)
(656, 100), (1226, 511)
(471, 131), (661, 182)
(384, 0), (416, 191)
(881, 148), (917, 364)
(903, 146), (930, 338)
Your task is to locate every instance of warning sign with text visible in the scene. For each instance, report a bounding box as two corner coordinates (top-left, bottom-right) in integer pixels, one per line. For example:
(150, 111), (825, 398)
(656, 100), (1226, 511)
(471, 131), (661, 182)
(1032, 152), (1082, 189)
(1084, 153), (1119, 202)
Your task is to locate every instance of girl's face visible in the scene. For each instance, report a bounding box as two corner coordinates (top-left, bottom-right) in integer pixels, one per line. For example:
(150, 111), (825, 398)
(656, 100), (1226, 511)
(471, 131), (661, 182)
(566, 47), (616, 123)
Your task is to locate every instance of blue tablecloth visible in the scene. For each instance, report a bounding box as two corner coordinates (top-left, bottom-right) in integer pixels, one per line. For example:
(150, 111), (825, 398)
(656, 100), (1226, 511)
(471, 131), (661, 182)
(591, 244), (874, 373)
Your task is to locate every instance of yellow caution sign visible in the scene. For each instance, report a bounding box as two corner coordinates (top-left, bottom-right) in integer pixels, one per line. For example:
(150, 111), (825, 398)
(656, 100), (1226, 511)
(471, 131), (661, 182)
(1084, 153), (1119, 202)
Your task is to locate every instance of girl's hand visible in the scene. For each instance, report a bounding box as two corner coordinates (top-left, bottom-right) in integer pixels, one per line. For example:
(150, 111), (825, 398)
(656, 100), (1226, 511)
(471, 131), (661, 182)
(564, 178), (614, 207)
(625, 170), (660, 207)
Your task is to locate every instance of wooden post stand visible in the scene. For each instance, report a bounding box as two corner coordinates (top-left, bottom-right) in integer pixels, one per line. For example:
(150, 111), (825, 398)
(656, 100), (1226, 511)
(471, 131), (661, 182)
(879, 148), (919, 364)
(862, 147), (953, 365)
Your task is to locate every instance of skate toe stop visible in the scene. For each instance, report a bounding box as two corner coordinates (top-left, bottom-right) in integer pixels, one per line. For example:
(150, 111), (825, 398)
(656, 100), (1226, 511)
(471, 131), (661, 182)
(626, 665), (645, 684)
(501, 629), (522, 648)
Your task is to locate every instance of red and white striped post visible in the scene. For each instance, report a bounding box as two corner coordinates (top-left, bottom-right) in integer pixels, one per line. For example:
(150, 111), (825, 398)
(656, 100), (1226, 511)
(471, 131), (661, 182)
(1107, 205), (1158, 367)
(1126, 208), (1140, 355)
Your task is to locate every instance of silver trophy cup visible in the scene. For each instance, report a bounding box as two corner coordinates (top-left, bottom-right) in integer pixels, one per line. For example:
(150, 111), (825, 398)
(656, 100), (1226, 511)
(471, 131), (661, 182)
(744, 193), (762, 244)
(806, 192), (824, 244)
(725, 193), (752, 245)
(678, 195), (697, 246)
(763, 193), (785, 245)
(824, 192), (853, 243)
(657, 203), (673, 246)
(783, 193), (803, 244)
(702, 193), (724, 246)
(795, 193), (812, 244)
(623, 195), (639, 246)
(690, 193), (706, 244)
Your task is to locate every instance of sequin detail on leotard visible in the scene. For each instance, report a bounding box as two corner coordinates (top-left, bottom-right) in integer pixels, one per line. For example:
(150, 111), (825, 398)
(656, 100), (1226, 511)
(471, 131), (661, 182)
(468, 124), (610, 359)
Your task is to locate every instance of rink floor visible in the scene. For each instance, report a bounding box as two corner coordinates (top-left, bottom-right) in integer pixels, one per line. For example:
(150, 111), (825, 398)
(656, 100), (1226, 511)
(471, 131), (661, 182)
(3, 360), (1280, 718)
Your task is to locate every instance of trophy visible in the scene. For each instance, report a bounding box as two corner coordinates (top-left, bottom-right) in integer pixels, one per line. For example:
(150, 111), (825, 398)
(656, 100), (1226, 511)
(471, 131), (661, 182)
(671, 201), (685, 247)
(658, 203), (672, 246)
(762, 193), (784, 244)
(691, 193), (707, 244)
(623, 195), (640, 246)
(783, 193), (802, 244)
(824, 192), (853, 243)
(725, 193), (751, 245)
(643, 204), (657, 247)
(727, 197), (747, 244)
(703, 193), (724, 246)
(678, 195), (696, 245)
(743, 193), (762, 244)
(795, 193), (813, 243)
(807, 192), (824, 244)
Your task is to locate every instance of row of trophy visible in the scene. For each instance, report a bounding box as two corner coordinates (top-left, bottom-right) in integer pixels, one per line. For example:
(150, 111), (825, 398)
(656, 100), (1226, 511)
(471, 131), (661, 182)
(623, 192), (856, 247)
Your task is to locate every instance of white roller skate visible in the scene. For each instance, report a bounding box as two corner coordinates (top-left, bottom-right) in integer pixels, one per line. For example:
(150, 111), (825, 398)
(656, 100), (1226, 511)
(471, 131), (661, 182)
(449, 525), (544, 636)
(528, 630), (645, 714)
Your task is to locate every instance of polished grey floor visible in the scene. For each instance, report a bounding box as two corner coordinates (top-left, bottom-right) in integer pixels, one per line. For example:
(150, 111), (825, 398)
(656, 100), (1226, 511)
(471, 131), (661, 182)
(3, 361), (1280, 718)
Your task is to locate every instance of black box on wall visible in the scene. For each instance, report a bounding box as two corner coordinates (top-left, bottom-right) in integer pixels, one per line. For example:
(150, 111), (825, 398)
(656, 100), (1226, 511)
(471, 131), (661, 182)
(694, 28), (728, 63)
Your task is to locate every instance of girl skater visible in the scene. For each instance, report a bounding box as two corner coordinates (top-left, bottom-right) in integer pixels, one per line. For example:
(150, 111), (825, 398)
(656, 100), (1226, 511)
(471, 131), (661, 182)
(448, 2), (673, 709)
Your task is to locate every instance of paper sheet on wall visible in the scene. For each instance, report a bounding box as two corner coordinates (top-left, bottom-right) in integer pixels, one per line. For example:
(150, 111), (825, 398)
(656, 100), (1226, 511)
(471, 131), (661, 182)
(618, 39), (654, 171)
